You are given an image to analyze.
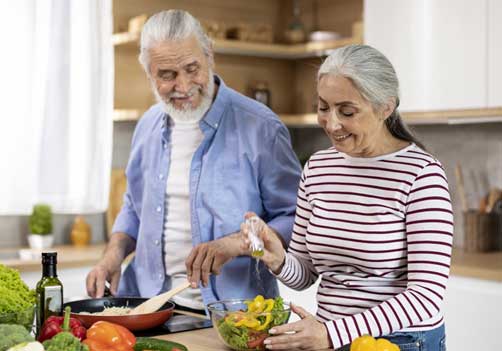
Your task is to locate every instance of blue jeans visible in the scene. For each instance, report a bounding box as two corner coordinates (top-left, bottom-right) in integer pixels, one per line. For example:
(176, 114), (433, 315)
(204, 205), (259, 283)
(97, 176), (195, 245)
(340, 324), (446, 351)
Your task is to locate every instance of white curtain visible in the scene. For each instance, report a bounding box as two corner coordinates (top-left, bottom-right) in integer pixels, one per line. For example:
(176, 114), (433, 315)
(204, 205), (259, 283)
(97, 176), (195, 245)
(0, 0), (114, 214)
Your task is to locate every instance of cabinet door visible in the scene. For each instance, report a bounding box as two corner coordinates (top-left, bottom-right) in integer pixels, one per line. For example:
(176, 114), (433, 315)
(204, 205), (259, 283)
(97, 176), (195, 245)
(364, 0), (487, 111)
(444, 275), (502, 350)
(488, 0), (502, 106)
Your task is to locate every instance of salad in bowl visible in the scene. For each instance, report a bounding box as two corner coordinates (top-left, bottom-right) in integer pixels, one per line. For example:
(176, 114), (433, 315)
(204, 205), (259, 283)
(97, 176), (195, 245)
(207, 295), (290, 351)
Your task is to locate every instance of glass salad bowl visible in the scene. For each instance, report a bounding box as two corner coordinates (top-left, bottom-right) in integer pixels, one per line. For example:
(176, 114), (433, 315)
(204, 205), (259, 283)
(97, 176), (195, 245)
(207, 296), (290, 351)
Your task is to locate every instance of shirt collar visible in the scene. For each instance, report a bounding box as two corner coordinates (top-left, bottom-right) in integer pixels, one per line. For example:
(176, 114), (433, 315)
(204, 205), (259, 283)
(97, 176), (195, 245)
(200, 75), (228, 130)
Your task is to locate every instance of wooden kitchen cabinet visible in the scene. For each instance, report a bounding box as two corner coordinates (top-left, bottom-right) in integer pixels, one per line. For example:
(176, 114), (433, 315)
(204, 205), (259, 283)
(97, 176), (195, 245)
(112, 0), (363, 124)
(364, 0), (488, 112)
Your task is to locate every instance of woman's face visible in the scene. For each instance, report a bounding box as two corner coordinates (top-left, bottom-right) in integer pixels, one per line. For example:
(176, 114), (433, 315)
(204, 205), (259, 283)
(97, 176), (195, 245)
(317, 74), (394, 158)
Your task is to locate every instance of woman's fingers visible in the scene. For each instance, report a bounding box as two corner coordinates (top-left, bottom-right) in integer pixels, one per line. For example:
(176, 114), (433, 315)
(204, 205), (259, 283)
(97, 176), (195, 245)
(290, 303), (310, 319)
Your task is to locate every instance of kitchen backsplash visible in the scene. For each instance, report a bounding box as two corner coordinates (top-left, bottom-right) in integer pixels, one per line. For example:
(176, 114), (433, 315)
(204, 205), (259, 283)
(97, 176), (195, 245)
(1, 121), (501, 249)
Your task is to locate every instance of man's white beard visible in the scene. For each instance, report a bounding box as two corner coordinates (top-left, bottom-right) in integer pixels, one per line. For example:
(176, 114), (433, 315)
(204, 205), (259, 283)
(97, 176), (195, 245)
(153, 71), (215, 124)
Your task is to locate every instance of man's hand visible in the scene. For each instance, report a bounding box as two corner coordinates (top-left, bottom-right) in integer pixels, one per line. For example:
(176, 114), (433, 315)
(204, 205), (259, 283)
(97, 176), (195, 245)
(86, 259), (121, 297)
(263, 304), (331, 350)
(86, 232), (135, 297)
(186, 233), (244, 288)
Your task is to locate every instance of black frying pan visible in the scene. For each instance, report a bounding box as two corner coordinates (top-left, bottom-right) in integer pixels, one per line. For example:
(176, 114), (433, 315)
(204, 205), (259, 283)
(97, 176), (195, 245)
(63, 297), (175, 331)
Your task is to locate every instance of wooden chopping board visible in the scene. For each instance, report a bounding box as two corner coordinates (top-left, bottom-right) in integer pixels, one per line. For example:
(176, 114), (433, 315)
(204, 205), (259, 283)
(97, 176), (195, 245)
(106, 168), (127, 238)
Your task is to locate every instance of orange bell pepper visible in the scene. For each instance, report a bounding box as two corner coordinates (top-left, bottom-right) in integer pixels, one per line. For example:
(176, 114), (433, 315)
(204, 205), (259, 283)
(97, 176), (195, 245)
(82, 321), (136, 351)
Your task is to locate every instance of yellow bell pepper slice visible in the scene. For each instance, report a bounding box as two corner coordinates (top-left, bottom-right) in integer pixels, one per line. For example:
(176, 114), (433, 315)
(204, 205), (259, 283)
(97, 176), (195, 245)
(248, 295), (265, 313)
(263, 299), (274, 312)
(255, 313), (272, 331)
(234, 316), (261, 329)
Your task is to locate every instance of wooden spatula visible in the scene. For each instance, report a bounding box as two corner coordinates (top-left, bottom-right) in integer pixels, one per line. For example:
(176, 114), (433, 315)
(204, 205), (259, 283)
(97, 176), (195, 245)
(129, 281), (191, 315)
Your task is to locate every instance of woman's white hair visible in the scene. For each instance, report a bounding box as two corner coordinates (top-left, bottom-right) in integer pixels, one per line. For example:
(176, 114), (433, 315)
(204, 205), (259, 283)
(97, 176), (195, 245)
(318, 44), (399, 110)
(138, 10), (213, 75)
(318, 44), (425, 149)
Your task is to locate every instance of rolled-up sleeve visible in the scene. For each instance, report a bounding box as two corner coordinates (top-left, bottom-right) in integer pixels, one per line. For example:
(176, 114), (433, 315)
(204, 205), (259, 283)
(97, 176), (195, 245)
(111, 184), (139, 240)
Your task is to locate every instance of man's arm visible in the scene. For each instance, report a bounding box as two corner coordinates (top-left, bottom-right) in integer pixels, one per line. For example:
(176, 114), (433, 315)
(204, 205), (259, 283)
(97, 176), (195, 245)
(86, 232), (136, 297)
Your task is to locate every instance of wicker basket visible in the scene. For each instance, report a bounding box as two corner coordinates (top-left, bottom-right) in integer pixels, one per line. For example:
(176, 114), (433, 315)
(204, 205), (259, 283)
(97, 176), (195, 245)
(463, 210), (499, 252)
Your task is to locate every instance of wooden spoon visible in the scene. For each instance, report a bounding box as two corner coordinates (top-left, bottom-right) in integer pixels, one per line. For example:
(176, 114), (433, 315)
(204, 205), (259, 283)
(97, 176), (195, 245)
(129, 281), (191, 315)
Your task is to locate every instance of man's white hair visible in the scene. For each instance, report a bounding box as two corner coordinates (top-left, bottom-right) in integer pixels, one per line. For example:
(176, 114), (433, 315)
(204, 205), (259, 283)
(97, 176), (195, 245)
(138, 9), (213, 75)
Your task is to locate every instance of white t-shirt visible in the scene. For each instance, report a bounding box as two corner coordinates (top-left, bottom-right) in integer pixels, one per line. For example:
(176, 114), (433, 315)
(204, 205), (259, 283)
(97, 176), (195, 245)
(163, 120), (205, 310)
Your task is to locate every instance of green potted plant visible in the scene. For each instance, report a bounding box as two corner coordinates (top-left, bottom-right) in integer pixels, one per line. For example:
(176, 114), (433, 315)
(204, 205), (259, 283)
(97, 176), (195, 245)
(27, 204), (54, 249)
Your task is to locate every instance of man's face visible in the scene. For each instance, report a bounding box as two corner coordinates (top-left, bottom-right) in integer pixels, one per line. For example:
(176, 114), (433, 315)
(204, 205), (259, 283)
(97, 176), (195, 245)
(148, 35), (213, 111)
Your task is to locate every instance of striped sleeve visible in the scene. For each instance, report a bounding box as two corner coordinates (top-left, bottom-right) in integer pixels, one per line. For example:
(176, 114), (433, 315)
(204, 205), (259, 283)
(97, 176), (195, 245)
(324, 162), (453, 348)
(276, 166), (319, 290)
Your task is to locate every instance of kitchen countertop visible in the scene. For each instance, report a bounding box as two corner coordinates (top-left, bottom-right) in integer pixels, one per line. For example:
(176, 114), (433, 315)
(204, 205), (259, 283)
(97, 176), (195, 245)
(154, 328), (332, 351)
(1, 244), (501, 282)
(450, 248), (502, 281)
(0, 244), (106, 271)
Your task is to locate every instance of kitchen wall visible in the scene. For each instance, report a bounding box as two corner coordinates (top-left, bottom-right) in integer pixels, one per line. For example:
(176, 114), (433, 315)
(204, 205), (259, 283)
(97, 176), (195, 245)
(1, 120), (501, 249)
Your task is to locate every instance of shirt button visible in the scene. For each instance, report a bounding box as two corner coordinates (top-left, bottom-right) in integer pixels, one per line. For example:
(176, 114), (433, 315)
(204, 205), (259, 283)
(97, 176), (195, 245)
(158, 274), (163, 279)
(214, 123), (218, 127)
(158, 174), (163, 180)
(163, 143), (167, 149)
(154, 240), (160, 246)
(156, 206), (161, 212)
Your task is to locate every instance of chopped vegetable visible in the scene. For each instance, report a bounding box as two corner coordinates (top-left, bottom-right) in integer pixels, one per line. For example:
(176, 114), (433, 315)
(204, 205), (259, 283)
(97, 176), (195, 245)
(217, 295), (289, 350)
(6, 341), (44, 351)
(0, 265), (36, 328)
(133, 337), (188, 351)
(82, 321), (135, 351)
(38, 306), (86, 342)
(42, 331), (89, 351)
(0, 324), (34, 351)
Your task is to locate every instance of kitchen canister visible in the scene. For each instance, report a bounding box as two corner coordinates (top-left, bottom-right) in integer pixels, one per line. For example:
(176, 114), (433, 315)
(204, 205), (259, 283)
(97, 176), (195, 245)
(463, 210), (498, 252)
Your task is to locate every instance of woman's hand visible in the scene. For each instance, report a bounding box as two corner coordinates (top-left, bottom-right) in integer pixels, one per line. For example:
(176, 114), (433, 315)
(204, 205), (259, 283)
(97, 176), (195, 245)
(263, 304), (331, 350)
(240, 212), (286, 274)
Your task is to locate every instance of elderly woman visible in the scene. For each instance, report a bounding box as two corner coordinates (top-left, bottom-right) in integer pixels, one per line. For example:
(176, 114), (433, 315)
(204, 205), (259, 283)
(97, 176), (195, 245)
(242, 45), (453, 350)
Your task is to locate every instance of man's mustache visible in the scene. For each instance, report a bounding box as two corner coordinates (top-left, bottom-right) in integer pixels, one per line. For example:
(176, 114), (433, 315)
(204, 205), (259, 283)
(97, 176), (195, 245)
(168, 85), (202, 99)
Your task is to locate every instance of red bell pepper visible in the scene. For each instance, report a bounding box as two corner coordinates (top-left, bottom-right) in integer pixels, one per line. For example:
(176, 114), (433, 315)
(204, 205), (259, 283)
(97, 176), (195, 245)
(38, 306), (87, 342)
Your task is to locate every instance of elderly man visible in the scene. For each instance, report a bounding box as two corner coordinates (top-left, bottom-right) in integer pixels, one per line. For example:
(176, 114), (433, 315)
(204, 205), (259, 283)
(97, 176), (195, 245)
(86, 9), (301, 311)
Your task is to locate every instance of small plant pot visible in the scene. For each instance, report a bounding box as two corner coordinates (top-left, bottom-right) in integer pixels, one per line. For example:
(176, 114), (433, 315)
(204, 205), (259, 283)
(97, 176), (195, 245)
(27, 234), (54, 249)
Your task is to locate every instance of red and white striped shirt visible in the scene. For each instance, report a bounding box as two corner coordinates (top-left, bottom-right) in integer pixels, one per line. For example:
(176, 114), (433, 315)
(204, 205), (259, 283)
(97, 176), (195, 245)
(277, 143), (453, 349)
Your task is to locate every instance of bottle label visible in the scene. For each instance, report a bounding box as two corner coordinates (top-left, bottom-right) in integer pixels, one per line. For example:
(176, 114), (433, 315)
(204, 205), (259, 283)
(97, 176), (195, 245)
(44, 286), (63, 314)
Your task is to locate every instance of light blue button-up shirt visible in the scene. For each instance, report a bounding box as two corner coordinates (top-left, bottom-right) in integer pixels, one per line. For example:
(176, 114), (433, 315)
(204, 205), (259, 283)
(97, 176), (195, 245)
(113, 76), (301, 305)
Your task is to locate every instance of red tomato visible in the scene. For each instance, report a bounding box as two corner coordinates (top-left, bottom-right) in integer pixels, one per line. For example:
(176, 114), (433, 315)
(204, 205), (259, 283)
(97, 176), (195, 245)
(247, 332), (268, 349)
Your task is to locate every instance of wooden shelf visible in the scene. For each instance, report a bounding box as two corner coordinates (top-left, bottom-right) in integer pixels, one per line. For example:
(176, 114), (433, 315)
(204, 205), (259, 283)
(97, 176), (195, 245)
(113, 109), (144, 122)
(280, 107), (502, 127)
(112, 32), (360, 59)
(113, 107), (502, 126)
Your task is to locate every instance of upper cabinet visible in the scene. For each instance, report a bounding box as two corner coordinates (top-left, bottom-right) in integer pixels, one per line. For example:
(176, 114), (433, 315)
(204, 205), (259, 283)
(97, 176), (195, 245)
(488, 0), (502, 107)
(364, 0), (489, 111)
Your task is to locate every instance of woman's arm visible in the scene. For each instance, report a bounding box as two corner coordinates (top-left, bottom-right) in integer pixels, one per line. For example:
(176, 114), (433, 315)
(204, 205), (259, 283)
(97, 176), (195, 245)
(275, 166), (320, 291)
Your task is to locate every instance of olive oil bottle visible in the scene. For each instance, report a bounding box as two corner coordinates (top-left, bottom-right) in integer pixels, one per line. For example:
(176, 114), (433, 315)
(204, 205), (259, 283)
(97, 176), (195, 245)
(36, 252), (63, 334)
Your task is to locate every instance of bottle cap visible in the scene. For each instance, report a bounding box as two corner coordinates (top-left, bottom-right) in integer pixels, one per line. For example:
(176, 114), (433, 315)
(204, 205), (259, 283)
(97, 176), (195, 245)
(41, 252), (57, 265)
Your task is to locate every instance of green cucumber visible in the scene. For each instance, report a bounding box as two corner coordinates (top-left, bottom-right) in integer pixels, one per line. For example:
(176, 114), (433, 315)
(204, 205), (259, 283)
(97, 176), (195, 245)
(133, 337), (188, 351)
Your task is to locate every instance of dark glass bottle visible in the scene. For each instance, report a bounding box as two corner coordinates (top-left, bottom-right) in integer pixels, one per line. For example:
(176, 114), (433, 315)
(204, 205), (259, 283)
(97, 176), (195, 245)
(36, 252), (63, 335)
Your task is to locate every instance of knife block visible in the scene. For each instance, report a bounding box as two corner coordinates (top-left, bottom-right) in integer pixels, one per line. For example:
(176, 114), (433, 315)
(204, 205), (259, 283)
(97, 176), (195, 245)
(463, 210), (499, 252)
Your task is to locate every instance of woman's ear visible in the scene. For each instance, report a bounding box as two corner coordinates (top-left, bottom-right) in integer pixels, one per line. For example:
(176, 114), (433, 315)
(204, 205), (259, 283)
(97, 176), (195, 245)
(381, 98), (397, 120)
